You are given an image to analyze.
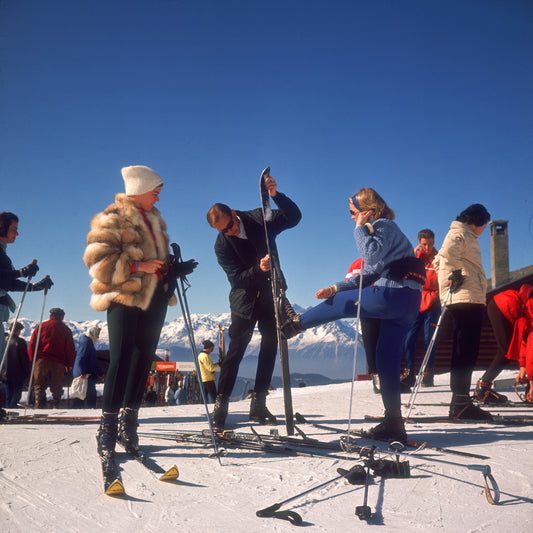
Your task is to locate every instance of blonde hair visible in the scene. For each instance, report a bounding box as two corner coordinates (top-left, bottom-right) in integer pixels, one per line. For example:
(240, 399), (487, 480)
(353, 187), (395, 220)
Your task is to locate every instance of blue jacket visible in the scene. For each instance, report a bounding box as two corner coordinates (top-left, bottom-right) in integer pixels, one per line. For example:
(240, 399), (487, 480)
(73, 335), (102, 378)
(336, 218), (421, 292)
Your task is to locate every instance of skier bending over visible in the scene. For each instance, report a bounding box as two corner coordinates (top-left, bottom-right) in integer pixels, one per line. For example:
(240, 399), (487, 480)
(206, 174), (301, 429)
(280, 187), (423, 444)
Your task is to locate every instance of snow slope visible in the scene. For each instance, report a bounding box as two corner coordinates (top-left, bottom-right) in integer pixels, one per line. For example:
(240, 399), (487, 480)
(1, 370), (532, 532)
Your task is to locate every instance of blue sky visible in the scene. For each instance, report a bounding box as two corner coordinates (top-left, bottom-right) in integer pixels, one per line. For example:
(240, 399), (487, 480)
(1, 0), (532, 322)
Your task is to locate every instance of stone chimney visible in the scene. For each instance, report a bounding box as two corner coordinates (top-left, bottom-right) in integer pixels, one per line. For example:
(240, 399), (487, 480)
(489, 220), (510, 289)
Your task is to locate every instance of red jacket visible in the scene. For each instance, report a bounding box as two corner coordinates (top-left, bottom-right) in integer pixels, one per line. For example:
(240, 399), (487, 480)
(494, 285), (533, 375)
(28, 317), (76, 367)
(417, 248), (439, 313)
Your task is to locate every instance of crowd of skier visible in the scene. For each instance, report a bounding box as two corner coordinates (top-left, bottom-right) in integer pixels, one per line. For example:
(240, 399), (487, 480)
(1, 165), (532, 483)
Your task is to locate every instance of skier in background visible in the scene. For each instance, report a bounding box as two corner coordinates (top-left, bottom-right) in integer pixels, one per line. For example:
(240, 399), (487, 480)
(198, 339), (219, 403)
(72, 326), (104, 409)
(28, 307), (76, 408)
(206, 174), (301, 429)
(1, 322), (30, 408)
(401, 228), (441, 390)
(0, 212), (53, 367)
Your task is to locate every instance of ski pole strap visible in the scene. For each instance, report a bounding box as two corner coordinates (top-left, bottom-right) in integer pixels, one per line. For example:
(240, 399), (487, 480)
(256, 504), (303, 525)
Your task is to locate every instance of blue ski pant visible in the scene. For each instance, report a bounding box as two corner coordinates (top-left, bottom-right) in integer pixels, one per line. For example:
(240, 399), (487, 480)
(300, 286), (421, 412)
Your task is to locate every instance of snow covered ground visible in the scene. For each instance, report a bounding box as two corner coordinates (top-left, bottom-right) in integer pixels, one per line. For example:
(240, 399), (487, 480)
(1, 370), (532, 532)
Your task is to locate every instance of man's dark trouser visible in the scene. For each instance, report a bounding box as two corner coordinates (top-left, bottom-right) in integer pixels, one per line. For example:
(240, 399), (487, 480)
(104, 284), (167, 412)
(218, 298), (277, 398)
(203, 380), (217, 403)
(448, 303), (484, 396)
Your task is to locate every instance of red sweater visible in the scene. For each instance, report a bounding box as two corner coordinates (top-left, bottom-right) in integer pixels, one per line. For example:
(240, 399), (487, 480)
(28, 317), (76, 367)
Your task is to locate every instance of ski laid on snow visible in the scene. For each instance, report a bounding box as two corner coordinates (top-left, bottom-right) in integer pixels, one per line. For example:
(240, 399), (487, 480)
(260, 166), (294, 436)
(366, 414), (533, 426)
(139, 429), (354, 461)
(294, 413), (490, 460)
(0, 412), (100, 424)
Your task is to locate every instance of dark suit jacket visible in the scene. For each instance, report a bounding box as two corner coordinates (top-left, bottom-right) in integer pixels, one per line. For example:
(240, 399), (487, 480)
(214, 193), (301, 319)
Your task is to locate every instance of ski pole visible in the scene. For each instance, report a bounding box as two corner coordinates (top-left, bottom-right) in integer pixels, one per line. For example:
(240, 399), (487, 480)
(404, 283), (452, 419)
(355, 446), (374, 521)
(24, 278), (50, 413)
(346, 261), (365, 444)
(256, 463), (366, 525)
(0, 259), (37, 377)
(171, 243), (223, 463)
(260, 166), (295, 435)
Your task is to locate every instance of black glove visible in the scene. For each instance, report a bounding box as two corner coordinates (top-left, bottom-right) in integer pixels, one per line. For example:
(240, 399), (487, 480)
(19, 262), (39, 278)
(448, 270), (464, 293)
(171, 259), (198, 278)
(33, 276), (54, 291)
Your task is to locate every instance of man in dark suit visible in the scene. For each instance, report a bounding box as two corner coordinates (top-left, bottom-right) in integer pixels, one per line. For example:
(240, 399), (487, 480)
(207, 175), (301, 429)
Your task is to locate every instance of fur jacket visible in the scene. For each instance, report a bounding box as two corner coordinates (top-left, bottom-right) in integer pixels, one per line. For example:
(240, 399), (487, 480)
(83, 193), (177, 311)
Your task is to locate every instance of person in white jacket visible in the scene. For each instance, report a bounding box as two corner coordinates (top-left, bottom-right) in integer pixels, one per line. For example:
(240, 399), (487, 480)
(434, 203), (491, 420)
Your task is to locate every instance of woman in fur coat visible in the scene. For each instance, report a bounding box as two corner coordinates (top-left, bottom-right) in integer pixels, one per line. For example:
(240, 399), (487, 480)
(83, 165), (196, 485)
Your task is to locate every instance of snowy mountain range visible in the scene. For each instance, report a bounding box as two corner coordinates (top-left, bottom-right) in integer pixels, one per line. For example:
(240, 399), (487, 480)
(15, 304), (366, 381)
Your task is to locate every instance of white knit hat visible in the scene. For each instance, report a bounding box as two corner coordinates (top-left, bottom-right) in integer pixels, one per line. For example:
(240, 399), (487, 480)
(121, 165), (164, 196)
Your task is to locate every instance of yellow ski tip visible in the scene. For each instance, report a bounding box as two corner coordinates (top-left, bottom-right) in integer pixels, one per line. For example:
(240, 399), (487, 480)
(105, 479), (125, 496)
(159, 465), (179, 481)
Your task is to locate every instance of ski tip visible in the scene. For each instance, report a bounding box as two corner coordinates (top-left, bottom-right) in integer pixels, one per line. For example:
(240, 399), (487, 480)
(261, 166), (271, 179)
(159, 465), (179, 481)
(105, 478), (125, 496)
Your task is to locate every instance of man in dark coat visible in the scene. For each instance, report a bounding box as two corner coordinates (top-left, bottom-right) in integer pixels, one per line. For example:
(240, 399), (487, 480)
(0, 212), (52, 372)
(207, 174), (301, 428)
(1, 322), (30, 407)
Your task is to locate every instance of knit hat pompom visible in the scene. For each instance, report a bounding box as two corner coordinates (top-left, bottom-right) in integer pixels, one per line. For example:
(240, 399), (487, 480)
(122, 165), (164, 196)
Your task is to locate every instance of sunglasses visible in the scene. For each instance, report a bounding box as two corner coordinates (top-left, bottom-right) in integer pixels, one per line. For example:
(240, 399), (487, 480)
(221, 216), (235, 234)
(349, 209), (357, 216)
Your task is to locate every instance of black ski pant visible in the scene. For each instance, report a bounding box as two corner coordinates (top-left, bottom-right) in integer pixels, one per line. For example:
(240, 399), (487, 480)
(203, 380), (217, 403)
(218, 299), (277, 398)
(448, 303), (484, 396)
(103, 283), (168, 413)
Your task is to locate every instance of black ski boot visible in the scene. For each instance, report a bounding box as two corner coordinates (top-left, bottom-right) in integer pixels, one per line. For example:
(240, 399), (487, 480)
(449, 394), (493, 420)
(213, 394), (229, 430)
(249, 391), (277, 425)
(96, 412), (119, 480)
(474, 380), (508, 404)
(371, 374), (381, 394)
(118, 407), (139, 454)
(278, 297), (304, 339)
(366, 409), (406, 445)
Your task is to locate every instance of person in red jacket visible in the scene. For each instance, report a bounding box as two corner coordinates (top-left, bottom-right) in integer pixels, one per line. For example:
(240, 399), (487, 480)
(401, 229), (440, 389)
(475, 284), (533, 404)
(28, 308), (76, 408)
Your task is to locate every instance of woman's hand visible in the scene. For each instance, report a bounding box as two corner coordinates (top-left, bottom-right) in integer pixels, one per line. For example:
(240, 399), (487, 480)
(138, 259), (165, 274)
(355, 210), (373, 227)
(315, 286), (337, 299)
(517, 367), (527, 384)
